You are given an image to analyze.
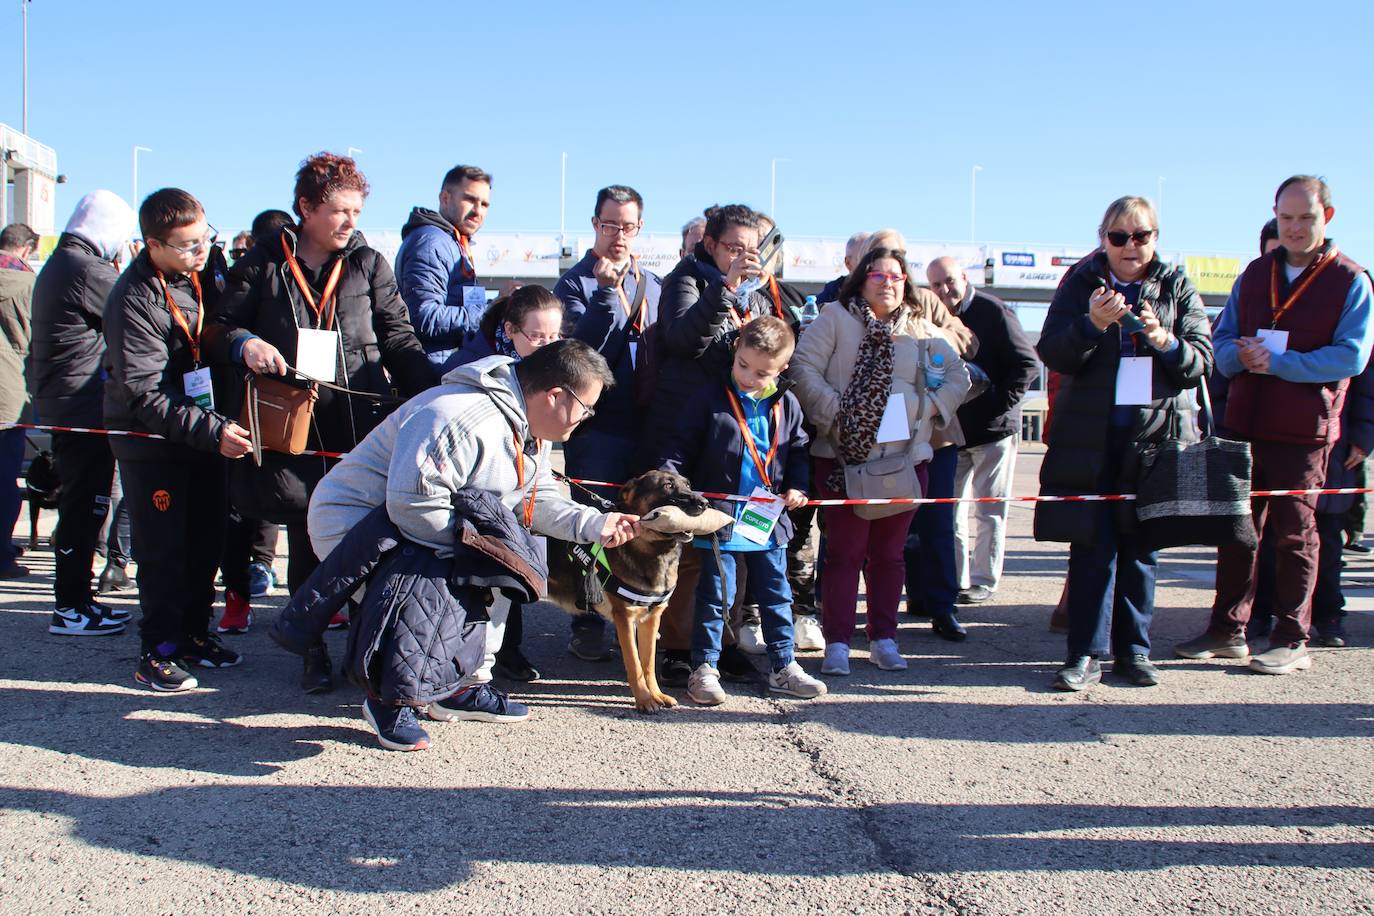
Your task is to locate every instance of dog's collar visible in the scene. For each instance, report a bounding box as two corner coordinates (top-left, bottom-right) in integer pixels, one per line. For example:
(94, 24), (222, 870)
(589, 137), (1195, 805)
(567, 542), (673, 606)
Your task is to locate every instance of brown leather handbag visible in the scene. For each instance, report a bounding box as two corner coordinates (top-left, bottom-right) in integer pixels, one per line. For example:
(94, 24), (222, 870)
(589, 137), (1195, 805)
(240, 372), (318, 463)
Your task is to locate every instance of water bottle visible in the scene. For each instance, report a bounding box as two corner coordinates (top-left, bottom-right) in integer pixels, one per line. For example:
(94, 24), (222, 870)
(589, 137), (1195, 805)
(924, 352), (946, 391)
(800, 295), (819, 329)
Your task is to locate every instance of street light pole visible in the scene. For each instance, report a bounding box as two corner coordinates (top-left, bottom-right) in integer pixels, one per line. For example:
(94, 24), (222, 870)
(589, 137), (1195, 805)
(971, 165), (984, 244)
(559, 151), (567, 243)
(22, 0), (29, 134)
(132, 146), (151, 206)
(770, 157), (790, 221)
(346, 146), (363, 159)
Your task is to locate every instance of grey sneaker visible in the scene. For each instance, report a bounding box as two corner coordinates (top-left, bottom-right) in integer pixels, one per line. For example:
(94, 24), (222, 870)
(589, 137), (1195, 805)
(768, 661), (828, 699)
(687, 664), (727, 706)
(1248, 642), (1312, 675)
(869, 637), (908, 671)
(1174, 632), (1249, 660)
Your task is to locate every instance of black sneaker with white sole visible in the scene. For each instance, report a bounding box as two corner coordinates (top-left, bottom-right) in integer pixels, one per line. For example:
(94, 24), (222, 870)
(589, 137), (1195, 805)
(180, 634), (243, 669)
(136, 653), (199, 691)
(89, 599), (132, 624)
(49, 605), (126, 636)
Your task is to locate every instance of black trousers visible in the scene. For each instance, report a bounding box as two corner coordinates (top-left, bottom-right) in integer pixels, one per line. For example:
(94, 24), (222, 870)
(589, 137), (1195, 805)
(221, 510), (278, 596)
(51, 432), (114, 608)
(285, 521), (318, 595)
(121, 450), (227, 653)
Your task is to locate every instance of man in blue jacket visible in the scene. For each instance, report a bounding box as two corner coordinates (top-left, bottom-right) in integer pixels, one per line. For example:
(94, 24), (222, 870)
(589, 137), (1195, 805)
(394, 165), (492, 368)
(554, 185), (663, 661)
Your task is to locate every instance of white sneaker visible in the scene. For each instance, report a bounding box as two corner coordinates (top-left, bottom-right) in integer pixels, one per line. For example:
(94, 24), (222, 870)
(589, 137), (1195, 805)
(687, 664), (727, 705)
(793, 615), (825, 652)
(737, 623), (767, 656)
(869, 638), (908, 671)
(49, 605), (126, 637)
(820, 642), (850, 676)
(769, 661), (828, 699)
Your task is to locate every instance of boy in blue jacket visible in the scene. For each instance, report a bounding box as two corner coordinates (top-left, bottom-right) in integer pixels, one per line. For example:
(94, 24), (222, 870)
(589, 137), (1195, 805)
(656, 316), (827, 704)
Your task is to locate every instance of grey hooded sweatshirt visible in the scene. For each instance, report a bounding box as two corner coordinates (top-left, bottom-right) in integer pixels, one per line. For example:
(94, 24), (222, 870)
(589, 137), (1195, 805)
(307, 355), (607, 559)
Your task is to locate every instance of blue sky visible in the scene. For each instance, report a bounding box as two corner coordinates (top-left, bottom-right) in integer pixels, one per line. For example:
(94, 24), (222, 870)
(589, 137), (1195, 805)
(8, 0), (1374, 259)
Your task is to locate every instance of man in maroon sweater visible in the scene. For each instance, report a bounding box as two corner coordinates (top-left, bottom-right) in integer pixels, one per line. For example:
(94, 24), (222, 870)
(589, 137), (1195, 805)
(1176, 176), (1374, 675)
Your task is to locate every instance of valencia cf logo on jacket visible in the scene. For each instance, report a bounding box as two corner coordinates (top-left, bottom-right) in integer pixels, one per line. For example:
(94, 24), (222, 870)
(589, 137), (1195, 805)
(152, 490), (171, 512)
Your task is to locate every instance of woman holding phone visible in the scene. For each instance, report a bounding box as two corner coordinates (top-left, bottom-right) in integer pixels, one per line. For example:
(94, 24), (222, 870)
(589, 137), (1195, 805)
(1034, 196), (1212, 692)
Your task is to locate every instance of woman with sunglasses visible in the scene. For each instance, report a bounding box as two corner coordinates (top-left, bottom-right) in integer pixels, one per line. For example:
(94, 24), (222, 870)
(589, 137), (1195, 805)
(1035, 196), (1212, 692)
(791, 247), (970, 676)
(206, 152), (436, 693)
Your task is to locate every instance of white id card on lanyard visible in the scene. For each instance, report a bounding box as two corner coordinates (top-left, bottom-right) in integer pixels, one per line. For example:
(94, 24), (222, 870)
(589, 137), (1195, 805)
(296, 328), (340, 383)
(464, 286), (488, 313)
(1115, 356), (1153, 405)
(735, 487), (785, 546)
(876, 392), (910, 444)
(183, 367), (214, 409)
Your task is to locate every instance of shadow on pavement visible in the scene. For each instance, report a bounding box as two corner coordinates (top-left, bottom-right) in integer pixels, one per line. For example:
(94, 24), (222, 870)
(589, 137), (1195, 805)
(1, 784), (1369, 890)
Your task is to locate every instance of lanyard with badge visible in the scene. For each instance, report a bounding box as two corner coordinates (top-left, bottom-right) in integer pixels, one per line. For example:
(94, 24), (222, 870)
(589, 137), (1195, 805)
(454, 228), (487, 317)
(1257, 245), (1341, 364)
(510, 426), (541, 529)
(281, 235), (345, 383)
(724, 386), (785, 545)
(615, 256), (648, 366)
(158, 270), (214, 409)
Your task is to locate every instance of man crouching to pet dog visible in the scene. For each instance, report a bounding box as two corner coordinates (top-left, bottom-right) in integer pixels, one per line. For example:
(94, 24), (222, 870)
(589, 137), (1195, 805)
(303, 340), (640, 750)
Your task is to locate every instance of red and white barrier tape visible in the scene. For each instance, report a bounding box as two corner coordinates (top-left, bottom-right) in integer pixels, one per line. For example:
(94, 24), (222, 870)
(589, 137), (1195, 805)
(7, 423), (1369, 506)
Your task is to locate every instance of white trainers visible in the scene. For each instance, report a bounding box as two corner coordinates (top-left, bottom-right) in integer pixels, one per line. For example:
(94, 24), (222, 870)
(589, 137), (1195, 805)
(687, 664), (728, 705)
(869, 638), (908, 671)
(49, 605), (126, 636)
(821, 642), (850, 676)
(769, 661), (828, 699)
(737, 623), (767, 656)
(793, 614), (825, 652)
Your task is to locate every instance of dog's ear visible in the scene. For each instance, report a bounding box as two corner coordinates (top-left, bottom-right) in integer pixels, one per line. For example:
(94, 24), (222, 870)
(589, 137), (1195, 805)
(619, 477), (644, 515)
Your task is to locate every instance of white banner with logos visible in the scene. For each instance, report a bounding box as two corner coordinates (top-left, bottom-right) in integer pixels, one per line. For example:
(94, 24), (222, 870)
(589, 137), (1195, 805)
(991, 247), (1090, 289)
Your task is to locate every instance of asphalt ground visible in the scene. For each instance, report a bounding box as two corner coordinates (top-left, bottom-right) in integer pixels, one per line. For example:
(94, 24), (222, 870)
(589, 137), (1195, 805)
(1, 442), (1371, 914)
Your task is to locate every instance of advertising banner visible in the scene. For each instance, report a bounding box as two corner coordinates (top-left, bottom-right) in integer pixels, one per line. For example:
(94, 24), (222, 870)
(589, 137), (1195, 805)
(1184, 255), (1242, 296)
(991, 247), (1089, 289)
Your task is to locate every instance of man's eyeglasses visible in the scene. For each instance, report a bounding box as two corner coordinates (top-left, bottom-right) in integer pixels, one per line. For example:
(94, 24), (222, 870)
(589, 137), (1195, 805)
(867, 271), (907, 286)
(517, 328), (562, 346)
(594, 219), (641, 238)
(563, 386), (596, 423)
(1106, 229), (1156, 248)
(157, 225), (219, 256)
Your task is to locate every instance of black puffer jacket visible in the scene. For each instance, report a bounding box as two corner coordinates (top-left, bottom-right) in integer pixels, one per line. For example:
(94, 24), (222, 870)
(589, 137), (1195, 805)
(29, 234), (121, 426)
(204, 227), (437, 522)
(1034, 252), (1213, 543)
(272, 490), (546, 707)
(103, 250), (227, 458)
(636, 244), (773, 471)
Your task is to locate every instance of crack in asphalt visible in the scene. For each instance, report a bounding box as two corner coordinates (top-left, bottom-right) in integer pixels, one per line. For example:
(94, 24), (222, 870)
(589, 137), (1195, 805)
(766, 696), (974, 914)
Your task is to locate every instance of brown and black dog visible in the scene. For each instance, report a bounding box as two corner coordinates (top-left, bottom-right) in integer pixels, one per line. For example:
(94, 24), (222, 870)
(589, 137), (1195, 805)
(546, 470), (730, 713)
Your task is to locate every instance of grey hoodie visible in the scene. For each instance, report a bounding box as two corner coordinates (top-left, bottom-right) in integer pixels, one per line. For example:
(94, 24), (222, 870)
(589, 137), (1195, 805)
(65, 190), (136, 262)
(307, 355), (607, 559)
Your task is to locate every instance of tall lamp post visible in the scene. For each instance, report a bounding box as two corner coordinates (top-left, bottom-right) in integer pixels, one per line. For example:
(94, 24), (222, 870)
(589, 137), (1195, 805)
(22, 0), (30, 134)
(770, 157), (790, 221)
(346, 146), (363, 159)
(132, 145), (152, 207)
(970, 165), (984, 244)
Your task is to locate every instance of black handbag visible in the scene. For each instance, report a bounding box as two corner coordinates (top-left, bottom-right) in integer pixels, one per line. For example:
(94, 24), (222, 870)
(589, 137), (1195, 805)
(1134, 381), (1257, 552)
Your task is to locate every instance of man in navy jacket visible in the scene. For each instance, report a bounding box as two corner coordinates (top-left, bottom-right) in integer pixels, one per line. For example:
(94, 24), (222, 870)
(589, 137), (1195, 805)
(394, 165), (492, 368)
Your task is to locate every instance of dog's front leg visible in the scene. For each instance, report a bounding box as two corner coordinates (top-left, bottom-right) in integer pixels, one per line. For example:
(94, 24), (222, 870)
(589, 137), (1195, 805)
(639, 606), (677, 709)
(611, 609), (661, 713)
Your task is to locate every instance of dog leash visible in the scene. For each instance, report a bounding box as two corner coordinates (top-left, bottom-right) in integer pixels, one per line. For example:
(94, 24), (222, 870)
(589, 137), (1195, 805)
(552, 469), (619, 512)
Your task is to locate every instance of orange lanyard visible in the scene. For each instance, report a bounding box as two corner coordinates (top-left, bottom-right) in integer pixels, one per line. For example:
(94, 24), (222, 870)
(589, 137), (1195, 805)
(725, 386), (782, 489)
(281, 235), (344, 330)
(1270, 246), (1339, 327)
(455, 230), (476, 280)
(511, 429), (541, 529)
(156, 270), (204, 365)
(614, 257), (646, 330)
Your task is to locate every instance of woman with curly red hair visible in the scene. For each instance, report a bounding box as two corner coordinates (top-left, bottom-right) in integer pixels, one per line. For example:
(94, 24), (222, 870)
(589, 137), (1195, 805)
(206, 152), (436, 692)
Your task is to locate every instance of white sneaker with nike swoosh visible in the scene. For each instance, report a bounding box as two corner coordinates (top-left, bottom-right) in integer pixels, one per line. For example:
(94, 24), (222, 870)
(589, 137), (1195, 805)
(49, 605), (126, 636)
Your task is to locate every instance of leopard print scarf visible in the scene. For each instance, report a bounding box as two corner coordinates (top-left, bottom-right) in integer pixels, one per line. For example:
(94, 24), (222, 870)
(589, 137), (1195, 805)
(827, 298), (901, 492)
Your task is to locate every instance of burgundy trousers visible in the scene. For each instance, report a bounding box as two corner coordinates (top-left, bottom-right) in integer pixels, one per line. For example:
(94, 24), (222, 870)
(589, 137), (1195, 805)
(1209, 439), (1330, 646)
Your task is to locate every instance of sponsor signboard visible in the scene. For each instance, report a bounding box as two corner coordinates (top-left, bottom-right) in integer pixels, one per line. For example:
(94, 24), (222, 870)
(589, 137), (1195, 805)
(1184, 255), (1243, 296)
(992, 246), (1089, 289)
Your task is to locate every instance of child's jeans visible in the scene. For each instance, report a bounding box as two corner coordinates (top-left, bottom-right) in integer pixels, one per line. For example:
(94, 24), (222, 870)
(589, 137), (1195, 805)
(694, 545), (794, 671)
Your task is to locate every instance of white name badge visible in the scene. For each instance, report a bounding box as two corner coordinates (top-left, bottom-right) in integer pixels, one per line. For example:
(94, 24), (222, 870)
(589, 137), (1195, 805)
(463, 286), (488, 312)
(1256, 328), (1289, 359)
(735, 487), (785, 546)
(1116, 356), (1153, 405)
(876, 392), (910, 444)
(629, 341), (638, 367)
(183, 367), (214, 409)
(296, 328), (339, 383)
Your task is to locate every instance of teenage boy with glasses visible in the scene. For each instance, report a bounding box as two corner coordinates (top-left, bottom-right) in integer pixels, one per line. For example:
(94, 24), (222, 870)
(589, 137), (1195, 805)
(104, 188), (255, 691)
(553, 185), (664, 662)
